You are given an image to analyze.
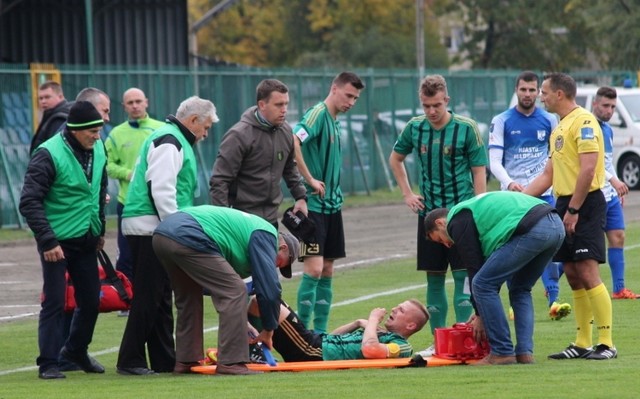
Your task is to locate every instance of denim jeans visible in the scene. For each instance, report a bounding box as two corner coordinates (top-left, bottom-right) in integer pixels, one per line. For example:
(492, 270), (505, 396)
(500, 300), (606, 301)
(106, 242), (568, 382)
(472, 212), (565, 356)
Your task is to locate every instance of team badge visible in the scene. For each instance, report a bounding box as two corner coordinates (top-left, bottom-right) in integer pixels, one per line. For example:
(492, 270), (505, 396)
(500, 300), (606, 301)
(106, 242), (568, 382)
(555, 135), (564, 151)
(420, 144), (427, 154)
(537, 130), (546, 141)
(277, 151), (283, 161)
(443, 145), (452, 156)
(581, 127), (594, 140)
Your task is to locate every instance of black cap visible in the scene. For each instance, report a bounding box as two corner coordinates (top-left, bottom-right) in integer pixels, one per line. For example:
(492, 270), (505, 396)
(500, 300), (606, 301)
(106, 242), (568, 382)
(67, 101), (104, 131)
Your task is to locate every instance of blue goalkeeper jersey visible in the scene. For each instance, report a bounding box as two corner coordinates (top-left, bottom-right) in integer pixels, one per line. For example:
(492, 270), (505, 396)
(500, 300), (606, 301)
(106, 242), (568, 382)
(489, 107), (557, 195)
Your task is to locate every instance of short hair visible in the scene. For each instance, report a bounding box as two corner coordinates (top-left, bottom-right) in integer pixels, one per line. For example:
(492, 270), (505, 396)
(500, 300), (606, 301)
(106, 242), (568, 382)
(596, 86), (617, 100)
(423, 208), (449, 238)
(407, 299), (430, 329)
(176, 96), (219, 123)
(515, 71), (539, 87)
(76, 87), (109, 104)
(332, 71), (365, 90)
(256, 79), (288, 103)
(38, 80), (63, 95)
(543, 72), (577, 99)
(419, 74), (448, 97)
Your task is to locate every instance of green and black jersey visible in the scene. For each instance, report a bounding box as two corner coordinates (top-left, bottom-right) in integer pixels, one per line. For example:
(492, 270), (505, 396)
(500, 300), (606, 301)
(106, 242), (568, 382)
(393, 112), (487, 212)
(294, 102), (343, 214)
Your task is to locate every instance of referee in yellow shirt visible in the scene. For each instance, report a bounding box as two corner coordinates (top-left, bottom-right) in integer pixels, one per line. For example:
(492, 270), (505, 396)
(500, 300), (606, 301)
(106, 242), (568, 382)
(524, 72), (615, 360)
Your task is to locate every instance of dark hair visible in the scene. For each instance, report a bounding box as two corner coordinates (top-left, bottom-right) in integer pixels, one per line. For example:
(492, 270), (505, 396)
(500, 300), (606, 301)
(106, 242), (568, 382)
(39, 80), (63, 95)
(419, 74), (448, 97)
(596, 86), (617, 100)
(332, 71), (365, 90)
(423, 208), (449, 238)
(256, 79), (289, 103)
(515, 71), (539, 87)
(543, 73), (577, 99)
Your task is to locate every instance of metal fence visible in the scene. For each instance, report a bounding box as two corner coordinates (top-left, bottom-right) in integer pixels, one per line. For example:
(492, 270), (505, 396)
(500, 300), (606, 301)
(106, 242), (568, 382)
(1, 64), (636, 227)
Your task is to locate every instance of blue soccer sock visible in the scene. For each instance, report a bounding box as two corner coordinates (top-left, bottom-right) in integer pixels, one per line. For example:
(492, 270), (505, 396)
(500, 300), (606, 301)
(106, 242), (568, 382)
(608, 247), (625, 293)
(542, 262), (561, 307)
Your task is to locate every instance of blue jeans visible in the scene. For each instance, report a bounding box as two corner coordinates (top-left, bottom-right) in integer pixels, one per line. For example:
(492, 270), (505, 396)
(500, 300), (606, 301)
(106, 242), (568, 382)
(473, 213), (565, 356)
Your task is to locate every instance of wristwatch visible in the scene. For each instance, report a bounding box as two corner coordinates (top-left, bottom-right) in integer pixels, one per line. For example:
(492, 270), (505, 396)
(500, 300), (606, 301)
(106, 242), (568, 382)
(567, 207), (580, 215)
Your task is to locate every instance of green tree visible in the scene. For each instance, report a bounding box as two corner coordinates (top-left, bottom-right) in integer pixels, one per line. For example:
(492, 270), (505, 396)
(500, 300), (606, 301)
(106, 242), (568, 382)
(567, 0), (640, 70)
(189, 0), (449, 69)
(449, 0), (596, 70)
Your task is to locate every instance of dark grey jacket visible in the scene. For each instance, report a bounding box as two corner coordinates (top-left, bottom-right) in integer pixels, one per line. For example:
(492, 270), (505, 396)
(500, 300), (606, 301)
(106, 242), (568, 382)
(209, 106), (306, 224)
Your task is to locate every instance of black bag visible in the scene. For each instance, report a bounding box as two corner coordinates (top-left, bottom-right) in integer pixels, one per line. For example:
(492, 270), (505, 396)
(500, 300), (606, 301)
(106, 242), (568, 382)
(281, 207), (316, 243)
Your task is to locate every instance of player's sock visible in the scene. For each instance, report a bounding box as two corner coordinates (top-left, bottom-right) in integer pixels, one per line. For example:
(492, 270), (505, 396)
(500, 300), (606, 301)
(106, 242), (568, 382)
(426, 273), (448, 334)
(608, 247), (625, 293)
(312, 276), (333, 333)
(297, 274), (319, 329)
(542, 262), (561, 306)
(452, 269), (472, 322)
(572, 288), (593, 349)
(587, 283), (614, 348)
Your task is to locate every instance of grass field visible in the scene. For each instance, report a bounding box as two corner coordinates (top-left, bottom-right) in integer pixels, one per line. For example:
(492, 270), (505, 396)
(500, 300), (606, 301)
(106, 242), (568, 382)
(1, 220), (640, 398)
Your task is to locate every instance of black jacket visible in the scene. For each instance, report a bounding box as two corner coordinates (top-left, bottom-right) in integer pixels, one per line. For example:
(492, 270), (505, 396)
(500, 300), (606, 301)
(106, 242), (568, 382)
(20, 129), (108, 252)
(30, 100), (72, 154)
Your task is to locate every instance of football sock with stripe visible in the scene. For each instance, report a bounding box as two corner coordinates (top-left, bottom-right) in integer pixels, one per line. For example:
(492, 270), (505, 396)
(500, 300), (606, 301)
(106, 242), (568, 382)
(426, 273), (447, 334)
(312, 276), (333, 334)
(297, 273), (319, 329)
(452, 269), (473, 323)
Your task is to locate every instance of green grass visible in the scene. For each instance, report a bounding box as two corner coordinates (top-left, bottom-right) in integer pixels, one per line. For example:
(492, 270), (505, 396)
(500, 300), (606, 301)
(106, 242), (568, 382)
(2, 221), (640, 398)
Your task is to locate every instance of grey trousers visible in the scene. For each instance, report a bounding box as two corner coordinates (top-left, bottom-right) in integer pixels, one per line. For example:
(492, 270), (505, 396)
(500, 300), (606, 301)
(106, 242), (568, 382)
(152, 234), (249, 365)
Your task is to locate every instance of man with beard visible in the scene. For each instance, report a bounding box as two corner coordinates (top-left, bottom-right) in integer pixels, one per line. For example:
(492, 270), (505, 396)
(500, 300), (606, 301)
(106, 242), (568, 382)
(488, 71), (570, 320)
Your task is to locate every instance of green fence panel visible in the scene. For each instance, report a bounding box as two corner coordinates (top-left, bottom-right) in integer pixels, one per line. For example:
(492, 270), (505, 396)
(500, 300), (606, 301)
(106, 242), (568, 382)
(0, 65), (636, 228)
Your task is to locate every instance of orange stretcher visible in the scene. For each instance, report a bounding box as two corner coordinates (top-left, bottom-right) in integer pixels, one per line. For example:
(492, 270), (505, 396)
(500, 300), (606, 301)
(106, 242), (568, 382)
(191, 356), (476, 374)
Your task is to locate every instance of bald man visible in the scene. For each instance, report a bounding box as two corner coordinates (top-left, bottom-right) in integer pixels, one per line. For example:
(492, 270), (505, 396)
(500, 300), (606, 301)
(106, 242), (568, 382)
(104, 88), (164, 288)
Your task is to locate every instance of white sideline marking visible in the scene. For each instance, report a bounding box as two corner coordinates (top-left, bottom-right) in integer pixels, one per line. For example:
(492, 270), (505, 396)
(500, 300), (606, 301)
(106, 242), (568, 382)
(0, 253), (420, 376)
(0, 263), (17, 267)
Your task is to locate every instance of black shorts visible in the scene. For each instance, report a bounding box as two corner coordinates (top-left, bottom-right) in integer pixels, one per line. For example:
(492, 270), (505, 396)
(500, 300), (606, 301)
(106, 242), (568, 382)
(298, 210), (346, 260)
(554, 190), (606, 263)
(272, 302), (323, 362)
(417, 214), (465, 272)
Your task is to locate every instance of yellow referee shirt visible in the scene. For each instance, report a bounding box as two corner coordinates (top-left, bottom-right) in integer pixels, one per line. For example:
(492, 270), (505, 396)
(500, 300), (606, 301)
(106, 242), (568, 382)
(550, 107), (605, 197)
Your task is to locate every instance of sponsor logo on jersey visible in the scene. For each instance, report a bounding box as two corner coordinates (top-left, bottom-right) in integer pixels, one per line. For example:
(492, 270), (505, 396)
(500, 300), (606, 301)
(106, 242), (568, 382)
(581, 127), (594, 140)
(296, 128), (309, 142)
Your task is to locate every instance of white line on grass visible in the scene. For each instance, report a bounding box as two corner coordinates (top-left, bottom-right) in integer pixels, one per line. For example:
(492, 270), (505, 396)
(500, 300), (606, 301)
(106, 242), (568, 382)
(0, 253), (421, 376)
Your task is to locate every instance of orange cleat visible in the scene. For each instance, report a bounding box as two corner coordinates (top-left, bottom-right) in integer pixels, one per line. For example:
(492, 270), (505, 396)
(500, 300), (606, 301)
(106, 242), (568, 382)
(611, 288), (640, 299)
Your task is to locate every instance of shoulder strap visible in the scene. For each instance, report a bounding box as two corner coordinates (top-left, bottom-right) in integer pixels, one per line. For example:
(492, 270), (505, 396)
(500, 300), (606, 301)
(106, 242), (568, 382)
(98, 250), (132, 304)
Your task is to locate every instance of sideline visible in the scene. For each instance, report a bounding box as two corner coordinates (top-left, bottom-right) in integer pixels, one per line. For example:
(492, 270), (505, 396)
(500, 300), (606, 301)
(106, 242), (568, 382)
(0, 253), (421, 376)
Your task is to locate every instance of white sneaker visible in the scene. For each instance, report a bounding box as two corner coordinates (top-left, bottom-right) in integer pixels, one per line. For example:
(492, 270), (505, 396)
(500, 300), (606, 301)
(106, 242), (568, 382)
(117, 310), (129, 317)
(417, 344), (435, 358)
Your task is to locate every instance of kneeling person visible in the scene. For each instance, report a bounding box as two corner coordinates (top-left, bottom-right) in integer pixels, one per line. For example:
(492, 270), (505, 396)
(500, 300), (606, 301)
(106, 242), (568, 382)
(249, 299), (428, 361)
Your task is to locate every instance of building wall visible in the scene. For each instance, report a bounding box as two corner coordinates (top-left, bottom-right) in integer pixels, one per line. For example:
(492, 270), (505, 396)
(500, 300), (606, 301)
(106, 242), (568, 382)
(0, 0), (188, 66)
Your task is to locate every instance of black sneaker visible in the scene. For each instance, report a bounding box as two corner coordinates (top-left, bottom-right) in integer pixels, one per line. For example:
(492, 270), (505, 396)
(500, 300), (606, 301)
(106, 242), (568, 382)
(585, 344), (617, 360)
(59, 347), (105, 373)
(249, 343), (267, 364)
(548, 343), (593, 359)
